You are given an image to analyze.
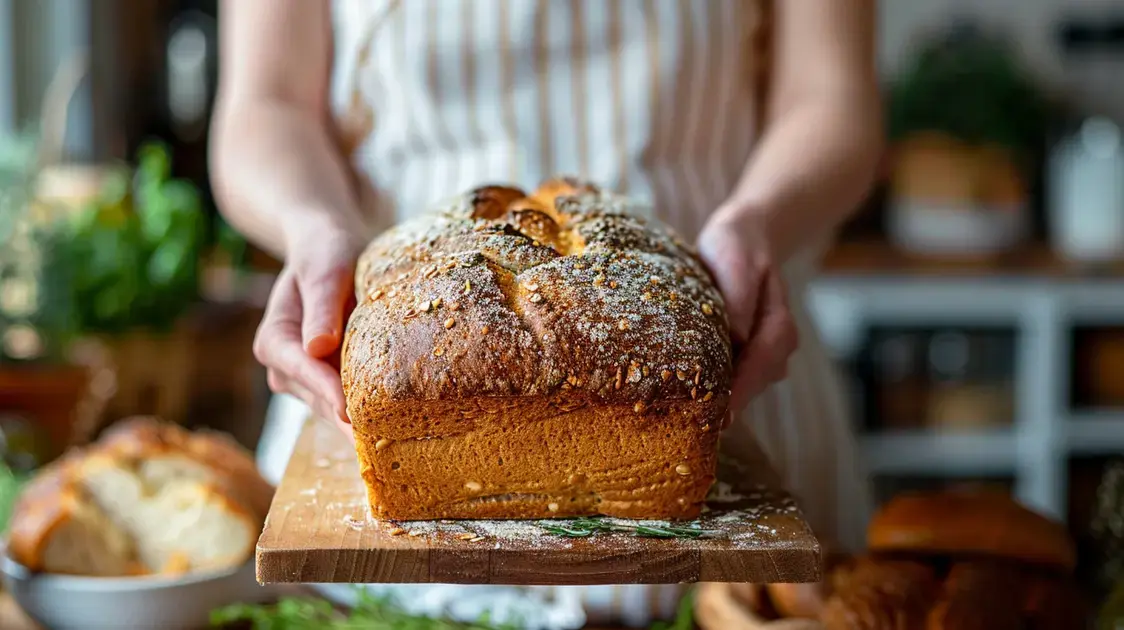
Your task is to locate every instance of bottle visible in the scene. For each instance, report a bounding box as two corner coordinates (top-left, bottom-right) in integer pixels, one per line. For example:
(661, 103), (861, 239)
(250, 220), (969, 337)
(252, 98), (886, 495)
(1049, 117), (1124, 264)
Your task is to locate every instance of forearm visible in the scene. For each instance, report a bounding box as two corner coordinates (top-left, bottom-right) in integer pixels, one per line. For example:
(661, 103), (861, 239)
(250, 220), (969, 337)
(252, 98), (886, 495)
(209, 98), (367, 259)
(716, 96), (883, 263)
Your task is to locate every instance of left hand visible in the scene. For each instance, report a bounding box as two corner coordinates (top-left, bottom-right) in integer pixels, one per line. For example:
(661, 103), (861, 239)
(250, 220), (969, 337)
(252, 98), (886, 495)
(697, 210), (799, 415)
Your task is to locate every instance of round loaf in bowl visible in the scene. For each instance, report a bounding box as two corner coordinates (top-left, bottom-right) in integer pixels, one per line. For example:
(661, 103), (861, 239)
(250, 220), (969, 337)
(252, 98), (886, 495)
(866, 491), (1076, 572)
(2, 418), (277, 629)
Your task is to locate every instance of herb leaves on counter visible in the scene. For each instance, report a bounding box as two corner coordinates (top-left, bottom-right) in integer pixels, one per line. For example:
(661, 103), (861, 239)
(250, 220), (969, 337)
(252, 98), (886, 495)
(212, 588), (697, 630)
(539, 517), (722, 539)
(211, 590), (521, 629)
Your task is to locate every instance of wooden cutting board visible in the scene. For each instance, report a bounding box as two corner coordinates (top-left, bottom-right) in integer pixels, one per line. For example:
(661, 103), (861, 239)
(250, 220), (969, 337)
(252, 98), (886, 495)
(256, 420), (821, 585)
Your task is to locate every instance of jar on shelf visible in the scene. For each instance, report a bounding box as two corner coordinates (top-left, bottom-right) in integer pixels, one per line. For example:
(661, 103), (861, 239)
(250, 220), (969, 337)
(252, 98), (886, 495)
(1048, 117), (1124, 265)
(925, 331), (1015, 430)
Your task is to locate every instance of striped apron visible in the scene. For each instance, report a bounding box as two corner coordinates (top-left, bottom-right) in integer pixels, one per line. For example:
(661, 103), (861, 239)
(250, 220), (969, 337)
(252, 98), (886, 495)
(256, 1), (872, 626)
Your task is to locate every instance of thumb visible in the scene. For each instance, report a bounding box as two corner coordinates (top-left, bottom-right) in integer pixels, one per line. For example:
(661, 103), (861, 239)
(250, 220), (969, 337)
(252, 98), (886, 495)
(292, 249), (359, 359)
(697, 224), (757, 342)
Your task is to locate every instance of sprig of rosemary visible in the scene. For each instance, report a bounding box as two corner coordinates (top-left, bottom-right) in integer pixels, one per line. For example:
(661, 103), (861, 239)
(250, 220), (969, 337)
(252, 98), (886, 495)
(539, 517), (723, 539)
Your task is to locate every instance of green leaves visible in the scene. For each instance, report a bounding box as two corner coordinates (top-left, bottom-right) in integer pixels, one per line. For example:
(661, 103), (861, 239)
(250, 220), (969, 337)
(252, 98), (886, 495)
(210, 589), (523, 630)
(39, 140), (205, 336)
(539, 517), (723, 539)
(888, 25), (1050, 156)
(0, 460), (27, 535)
(649, 592), (695, 630)
(211, 587), (697, 630)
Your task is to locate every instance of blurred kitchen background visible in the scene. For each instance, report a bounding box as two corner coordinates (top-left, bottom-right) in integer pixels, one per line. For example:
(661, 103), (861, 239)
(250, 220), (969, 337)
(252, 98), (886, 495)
(1, 0), (1124, 610)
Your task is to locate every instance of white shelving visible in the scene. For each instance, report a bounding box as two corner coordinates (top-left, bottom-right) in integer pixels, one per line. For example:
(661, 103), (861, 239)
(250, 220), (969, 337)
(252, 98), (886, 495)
(807, 275), (1124, 522)
(1069, 411), (1124, 455)
(859, 428), (1018, 476)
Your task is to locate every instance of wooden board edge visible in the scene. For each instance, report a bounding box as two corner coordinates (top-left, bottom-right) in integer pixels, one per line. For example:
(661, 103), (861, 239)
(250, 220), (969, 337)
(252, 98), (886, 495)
(257, 545), (822, 585)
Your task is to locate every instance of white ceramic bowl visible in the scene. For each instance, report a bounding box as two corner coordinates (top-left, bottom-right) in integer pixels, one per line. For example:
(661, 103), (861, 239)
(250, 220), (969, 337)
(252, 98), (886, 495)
(1, 552), (276, 630)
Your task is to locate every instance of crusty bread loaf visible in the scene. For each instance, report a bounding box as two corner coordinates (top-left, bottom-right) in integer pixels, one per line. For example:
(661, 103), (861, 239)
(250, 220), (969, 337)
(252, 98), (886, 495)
(820, 559), (939, 630)
(866, 491), (1077, 572)
(7, 417), (273, 576)
(342, 179), (732, 520)
(698, 490), (1086, 630)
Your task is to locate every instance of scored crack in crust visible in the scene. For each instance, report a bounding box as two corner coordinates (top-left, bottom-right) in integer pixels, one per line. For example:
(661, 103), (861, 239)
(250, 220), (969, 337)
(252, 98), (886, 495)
(341, 178), (733, 521)
(346, 178), (730, 405)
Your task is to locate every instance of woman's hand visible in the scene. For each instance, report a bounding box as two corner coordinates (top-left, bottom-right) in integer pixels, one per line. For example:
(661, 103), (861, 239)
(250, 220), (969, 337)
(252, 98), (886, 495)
(697, 211), (799, 415)
(213, 1), (374, 438)
(253, 221), (365, 437)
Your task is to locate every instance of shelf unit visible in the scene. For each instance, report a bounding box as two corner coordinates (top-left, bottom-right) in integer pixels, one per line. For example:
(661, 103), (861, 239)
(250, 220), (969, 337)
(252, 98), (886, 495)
(807, 275), (1124, 521)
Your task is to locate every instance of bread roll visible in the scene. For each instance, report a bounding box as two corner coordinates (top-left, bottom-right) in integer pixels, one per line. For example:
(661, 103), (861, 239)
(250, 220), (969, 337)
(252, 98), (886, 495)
(7, 417), (273, 576)
(820, 559), (938, 630)
(866, 491), (1076, 572)
(925, 562), (1028, 630)
(342, 179), (732, 520)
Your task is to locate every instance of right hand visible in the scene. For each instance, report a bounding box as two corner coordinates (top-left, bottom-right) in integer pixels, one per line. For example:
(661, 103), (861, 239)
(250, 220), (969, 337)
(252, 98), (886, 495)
(253, 223), (364, 438)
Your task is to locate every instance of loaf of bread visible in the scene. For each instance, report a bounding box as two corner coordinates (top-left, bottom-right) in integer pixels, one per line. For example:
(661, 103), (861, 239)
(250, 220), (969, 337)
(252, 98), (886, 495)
(866, 490), (1076, 572)
(7, 417), (273, 576)
(341, 179), (732, 520)
(697, 490), (1088, 630)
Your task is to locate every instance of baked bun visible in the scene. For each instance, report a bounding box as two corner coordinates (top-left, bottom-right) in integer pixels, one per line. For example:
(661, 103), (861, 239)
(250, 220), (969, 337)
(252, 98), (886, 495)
(821, 558), (938, 630)
(7, 417), (273, 576)
(867, 491), (1076, 572)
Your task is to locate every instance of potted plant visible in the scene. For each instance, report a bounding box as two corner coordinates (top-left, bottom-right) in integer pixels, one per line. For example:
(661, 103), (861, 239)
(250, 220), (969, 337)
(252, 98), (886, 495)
(0, 128), (116, 458)
(35, 141), (207, 425)
(886, 22), (1052, 257)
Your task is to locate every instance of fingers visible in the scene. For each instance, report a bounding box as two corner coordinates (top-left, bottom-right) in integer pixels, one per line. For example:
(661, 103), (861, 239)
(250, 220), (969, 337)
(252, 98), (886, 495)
(291, 248), (358, 359)
(729, 271), (799, 413)
(254, 269), (351, 426)
(696, 223), (759, 342)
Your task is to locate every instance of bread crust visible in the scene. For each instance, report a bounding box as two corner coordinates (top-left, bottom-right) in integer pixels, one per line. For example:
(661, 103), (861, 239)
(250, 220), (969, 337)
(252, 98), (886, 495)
(342, 180), (732, 520)
(866, 491), (1076, 572)
(7, 454), (82, 571)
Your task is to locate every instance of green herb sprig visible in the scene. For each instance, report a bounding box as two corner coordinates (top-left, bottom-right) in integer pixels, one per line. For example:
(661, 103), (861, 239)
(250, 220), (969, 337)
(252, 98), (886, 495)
(539, 517), (723, 539)
(650, 592), (695, 630)
(211, 589), (521, 630)
(38, 140), (206, 337)
(212, 588), (696, 630)
(0, 461), (27, 533)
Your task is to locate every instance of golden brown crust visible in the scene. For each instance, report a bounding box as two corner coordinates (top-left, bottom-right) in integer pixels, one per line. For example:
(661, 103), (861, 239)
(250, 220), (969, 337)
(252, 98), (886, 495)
(820, 559), (938, 630)
(866, 491), (1076, 572)
(354, 398), (719, 520)
(6, 454), (81, 571)
(342, 180), (732, 520)
(345, 179), (729, 405)
(925, 562), (1028, 630)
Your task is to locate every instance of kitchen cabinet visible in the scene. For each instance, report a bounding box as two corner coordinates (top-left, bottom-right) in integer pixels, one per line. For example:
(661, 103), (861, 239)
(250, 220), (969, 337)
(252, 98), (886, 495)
(809, 244), (1124, 523)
